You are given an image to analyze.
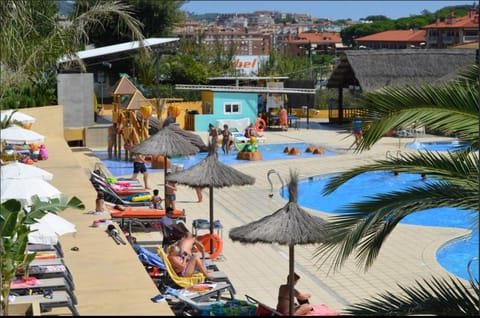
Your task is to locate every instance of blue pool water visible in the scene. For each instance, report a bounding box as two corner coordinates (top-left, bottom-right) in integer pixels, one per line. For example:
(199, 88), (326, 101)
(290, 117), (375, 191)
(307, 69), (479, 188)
(284, 171), (478, 282)
(94, 142), (336, 177)
(406, 140), (471, 151)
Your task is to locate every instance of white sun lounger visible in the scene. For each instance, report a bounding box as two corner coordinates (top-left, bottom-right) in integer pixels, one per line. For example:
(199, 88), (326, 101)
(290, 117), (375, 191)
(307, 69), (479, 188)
(232, 132), (266, 144)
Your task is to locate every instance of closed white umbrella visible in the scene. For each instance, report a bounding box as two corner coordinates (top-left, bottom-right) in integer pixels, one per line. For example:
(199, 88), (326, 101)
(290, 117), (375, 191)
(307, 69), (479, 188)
(0, 126), (44, 144)
(1, 161), (53, 180)
(1, 178), (62, 206)
(29, 212), (76, 245)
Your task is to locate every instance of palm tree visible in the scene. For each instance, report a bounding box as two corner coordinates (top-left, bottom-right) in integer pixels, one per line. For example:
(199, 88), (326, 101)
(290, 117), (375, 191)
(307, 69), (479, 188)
(313, 63), (479, 315)
(0, 0), (145, 103)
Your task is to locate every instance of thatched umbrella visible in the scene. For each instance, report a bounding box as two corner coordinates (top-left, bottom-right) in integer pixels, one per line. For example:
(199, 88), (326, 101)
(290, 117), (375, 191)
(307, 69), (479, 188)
(229, 170), (329, 316)
(166, 142), (255, 253)
(130, 125), (200, 200)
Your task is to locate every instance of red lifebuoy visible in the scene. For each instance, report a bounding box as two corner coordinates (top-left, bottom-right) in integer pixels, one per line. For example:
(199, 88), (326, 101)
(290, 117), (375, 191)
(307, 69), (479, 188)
(255, 118), (266, 132)
(197, 233), (223, 260)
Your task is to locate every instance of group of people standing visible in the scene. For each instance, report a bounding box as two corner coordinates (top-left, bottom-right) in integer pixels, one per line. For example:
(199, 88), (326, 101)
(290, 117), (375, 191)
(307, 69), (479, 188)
(208, 123), (233, 155)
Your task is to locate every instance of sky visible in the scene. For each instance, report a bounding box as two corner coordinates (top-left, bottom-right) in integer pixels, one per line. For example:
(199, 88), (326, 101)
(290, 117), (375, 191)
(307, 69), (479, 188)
(181, 1), (473, 21)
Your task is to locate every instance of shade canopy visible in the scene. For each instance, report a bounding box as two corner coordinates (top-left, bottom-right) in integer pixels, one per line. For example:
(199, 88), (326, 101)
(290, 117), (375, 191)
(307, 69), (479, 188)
(1, 178), (62, 206)
(130, 125), (200, 157)
(167, 143), (255, 255)
(130, 125), (200, 199)
(229, 170), (329, 316)
(29, 212), (76, 245)
(0, 125), (45, 144)
(1, 110), (36, 124)
(1, 161), (53, 181)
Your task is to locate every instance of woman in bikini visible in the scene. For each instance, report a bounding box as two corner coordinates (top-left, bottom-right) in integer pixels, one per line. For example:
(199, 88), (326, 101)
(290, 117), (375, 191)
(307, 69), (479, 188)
(276, 272), (313, 315)
(167, 243), (213, 280)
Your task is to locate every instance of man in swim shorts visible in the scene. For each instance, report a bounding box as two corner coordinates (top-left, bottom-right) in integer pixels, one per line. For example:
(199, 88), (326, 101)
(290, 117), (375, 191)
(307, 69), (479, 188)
(132, 154), (149, 189)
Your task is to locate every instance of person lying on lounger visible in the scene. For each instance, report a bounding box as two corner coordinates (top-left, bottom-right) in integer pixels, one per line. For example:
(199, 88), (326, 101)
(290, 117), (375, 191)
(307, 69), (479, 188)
(167, 243), (213, 280)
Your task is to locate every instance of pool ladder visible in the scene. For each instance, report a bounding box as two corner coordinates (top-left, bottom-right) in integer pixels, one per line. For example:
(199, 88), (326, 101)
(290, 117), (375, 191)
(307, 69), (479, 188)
(386, 150), (402, 160)
(467, 257), (479, 285)
(267, 169), (285, 198)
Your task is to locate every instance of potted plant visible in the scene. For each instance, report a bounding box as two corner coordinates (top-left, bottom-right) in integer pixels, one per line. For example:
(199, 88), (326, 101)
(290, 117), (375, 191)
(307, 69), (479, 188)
(1, 194), (84, 315)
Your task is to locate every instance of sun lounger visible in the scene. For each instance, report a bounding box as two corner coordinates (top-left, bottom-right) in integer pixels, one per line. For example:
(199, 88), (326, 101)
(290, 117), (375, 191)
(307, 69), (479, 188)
(158, 247), (235, 293)
(108, 205), (185, 233)
(27, 242), (64, 258)
(10, 277), (77, 305)
(232, 131), (266, 144)
(245, 294), (283, 316)
(91, 174), (148, 195)
(9, 291), (79, 316)
(94, 183), (150, 207)
(18, 262), (75, 291)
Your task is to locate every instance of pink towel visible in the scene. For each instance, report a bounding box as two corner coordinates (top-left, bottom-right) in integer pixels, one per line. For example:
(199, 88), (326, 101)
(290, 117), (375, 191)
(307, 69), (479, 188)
(305, 304), (339, 316)
(11, 277), (38, 288)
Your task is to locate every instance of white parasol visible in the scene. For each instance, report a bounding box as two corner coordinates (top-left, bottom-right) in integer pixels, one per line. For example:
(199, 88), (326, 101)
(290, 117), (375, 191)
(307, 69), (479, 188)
(0, 125), (45, 145)
(1, 110), (36, 124)
(1, 178), (62, 206)
(29, 212), (76, 245)
(1, 161), (53, 181)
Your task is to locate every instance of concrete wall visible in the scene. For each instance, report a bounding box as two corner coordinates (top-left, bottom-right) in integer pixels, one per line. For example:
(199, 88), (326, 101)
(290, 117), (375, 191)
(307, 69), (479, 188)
(85, 124), (111, 150)
(20, 105), (64, 137)
(57, 73), (95, 128)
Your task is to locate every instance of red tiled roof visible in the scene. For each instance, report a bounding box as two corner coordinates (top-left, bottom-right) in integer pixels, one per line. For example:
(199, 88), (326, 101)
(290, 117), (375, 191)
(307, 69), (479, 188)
(355, 30), (426, 42)
(297, 31), (342, 43)
(423, 13), (479, 29)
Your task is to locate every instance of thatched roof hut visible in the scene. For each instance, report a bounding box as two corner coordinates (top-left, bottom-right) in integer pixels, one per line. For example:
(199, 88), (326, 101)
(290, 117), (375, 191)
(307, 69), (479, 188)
(327, 48), (477, 92)
(326, 48), (477, 123)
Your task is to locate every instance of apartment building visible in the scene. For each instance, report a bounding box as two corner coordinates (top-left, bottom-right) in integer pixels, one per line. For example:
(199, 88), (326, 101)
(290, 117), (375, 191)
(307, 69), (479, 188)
(174, 12), (344, 57)
(423, 8), (479, 48)
(282, 30), (343, 57)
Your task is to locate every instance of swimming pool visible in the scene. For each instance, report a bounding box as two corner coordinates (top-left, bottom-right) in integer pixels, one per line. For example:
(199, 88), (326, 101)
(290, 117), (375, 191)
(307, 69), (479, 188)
(94, 142), (336, 177)
(406, 140), (471, 152)
(283, 171), (479, 282)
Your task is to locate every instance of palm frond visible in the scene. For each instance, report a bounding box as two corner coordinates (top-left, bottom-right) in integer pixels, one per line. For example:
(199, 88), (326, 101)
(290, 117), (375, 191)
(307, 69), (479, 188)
(345, 276), (479, 316)
(358, 77), (479, 151)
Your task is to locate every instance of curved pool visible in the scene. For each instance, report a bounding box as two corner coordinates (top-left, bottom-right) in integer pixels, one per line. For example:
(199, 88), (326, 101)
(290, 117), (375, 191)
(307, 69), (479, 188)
(406, 140), (471, 152)
(282, 171), (478, 282)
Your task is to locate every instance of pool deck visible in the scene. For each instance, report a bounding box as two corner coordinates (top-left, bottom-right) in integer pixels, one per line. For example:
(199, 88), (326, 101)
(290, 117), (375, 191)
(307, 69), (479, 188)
(25, 111), (470, 316)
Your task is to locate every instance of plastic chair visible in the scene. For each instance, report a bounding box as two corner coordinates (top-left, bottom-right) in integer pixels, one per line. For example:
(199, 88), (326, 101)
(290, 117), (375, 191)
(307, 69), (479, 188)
(157, 247), (205, 289)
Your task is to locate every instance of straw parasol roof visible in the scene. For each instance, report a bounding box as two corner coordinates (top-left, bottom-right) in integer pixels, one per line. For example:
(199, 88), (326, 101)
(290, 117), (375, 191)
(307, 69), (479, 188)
(167, 143), (255, 251)
(327, 48), (477, 92)
(130, 125), (200, 198)
(229, 170), (329, 315)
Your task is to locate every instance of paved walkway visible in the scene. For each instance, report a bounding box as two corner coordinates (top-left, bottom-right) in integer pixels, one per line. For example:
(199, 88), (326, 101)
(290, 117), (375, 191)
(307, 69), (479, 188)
(21, 107), (468, 315)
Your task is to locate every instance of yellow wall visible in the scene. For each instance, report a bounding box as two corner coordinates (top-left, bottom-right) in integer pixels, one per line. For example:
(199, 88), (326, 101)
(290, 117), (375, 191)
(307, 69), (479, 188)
(164, 101), (203, 128)
(201, 91), (214, 114)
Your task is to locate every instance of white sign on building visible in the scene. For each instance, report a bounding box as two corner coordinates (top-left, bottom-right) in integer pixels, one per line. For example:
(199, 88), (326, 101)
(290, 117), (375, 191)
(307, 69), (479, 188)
(234, 55), (269, 75)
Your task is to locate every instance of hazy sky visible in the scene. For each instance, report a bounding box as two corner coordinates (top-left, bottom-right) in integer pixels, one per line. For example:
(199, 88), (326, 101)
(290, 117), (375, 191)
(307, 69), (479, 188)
(181, 1), (472, 20)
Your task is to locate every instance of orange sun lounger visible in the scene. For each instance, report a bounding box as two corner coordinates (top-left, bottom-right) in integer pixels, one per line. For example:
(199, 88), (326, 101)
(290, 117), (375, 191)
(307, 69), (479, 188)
(108, 206), (185, 220)
(108, 206), (186, 233)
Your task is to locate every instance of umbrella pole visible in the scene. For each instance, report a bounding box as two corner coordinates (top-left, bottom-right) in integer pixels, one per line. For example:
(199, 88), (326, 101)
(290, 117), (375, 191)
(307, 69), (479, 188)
(209, 185), (214, 255)
(289, 245), (295, 316)
(164, 155), (168, 201)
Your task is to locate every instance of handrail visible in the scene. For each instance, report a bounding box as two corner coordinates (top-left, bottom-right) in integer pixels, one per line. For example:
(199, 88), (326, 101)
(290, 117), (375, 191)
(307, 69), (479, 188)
(467, 257), (479, 285)
(267, 169), (285, 198)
